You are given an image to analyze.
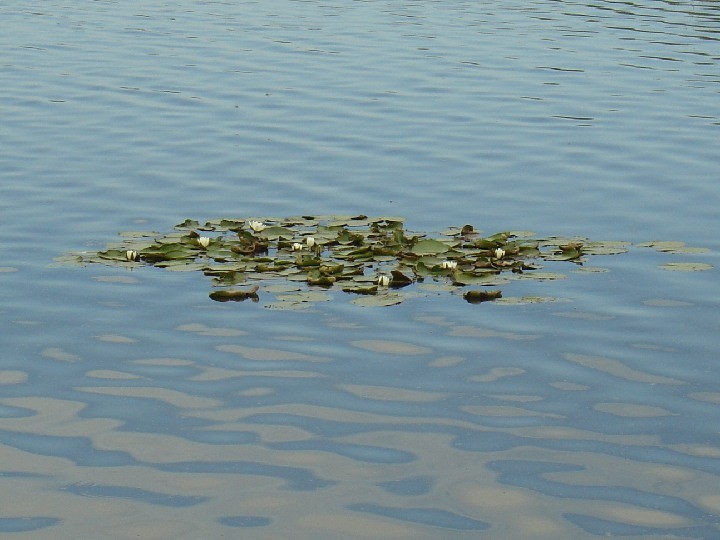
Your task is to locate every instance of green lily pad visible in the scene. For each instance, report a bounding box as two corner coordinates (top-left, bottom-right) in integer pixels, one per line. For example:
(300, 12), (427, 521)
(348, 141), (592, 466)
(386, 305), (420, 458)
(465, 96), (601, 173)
(418, 283), (455, 292)
(659, 262), (713, 272)
(263, 301), (314, 311)
(158, 261), (208, 272)
(573, 266), (608, 273)
(98, 249), (131, 261)
(637, 241), (709, 254)
(52, 254), (85, 266)
(495, 296), (566, 304)
(514, 272), (567, 281)
(277, 291), (331, 303)
(176, 219), (200, 229)
(118, 231), (158, 238)
(582, 241), (630, 255)
(452, 272), (509, 286)
(351, 293), (405, 307)
(260, 226), (294, 240)
(411, 239), (451, 255)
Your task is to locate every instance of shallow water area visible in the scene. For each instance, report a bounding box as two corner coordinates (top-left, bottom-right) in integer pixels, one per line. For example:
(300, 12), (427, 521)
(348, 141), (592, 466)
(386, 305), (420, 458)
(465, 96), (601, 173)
(2, 0), (720, 538)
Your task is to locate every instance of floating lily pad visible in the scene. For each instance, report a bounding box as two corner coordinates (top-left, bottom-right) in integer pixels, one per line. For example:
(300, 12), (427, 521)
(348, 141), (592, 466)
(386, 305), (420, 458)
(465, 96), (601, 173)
(637, 241), (709, 254)
(209, 285), (260, 302)
(582, 241), (630, 255)
(514, 272), (567, 281)
(160, 261), (208, 272)
(411, 239), (451, 255)
(263, 283), (303, 294)
(670, 247), (711, 254)
(277, 291), (332, 303)
(264, 300), (314, 311)
(52, 254), (85, 266)
(659, 262), (713, 272)
(573, 266), (608, 273)
(260, 226), (294, 240)
(351, 293), (405, 307)
(637, 241), (684, 251)
(495, 296), (567, 304)
(506, 230), (536, 238)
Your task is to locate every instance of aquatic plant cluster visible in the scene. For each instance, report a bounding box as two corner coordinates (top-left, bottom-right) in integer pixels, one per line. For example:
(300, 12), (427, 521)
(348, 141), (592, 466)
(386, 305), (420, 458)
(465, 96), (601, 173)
(67, 215), (631, 307)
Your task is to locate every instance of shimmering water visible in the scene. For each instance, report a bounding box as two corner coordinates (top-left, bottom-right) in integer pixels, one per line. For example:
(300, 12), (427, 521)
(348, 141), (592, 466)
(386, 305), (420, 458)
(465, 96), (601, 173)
(1, 1), (719, 537)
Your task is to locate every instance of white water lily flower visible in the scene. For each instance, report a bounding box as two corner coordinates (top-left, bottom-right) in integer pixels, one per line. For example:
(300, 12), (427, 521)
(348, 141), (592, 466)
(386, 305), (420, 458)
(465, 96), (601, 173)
(494, 248), (505, 259)
(377, 275), (391, 287)
(125, 250), (138, 261)
(441, 260), (457, 270)
(197, 236), (210, 248)
(291, 242), (303, 251)
(306, 236), (316, 248)
(248, 220), (266, 233)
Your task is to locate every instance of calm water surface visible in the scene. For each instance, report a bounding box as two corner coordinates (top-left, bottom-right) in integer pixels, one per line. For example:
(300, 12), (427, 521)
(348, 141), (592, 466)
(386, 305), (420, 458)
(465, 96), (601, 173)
(1, 0), (719, 538)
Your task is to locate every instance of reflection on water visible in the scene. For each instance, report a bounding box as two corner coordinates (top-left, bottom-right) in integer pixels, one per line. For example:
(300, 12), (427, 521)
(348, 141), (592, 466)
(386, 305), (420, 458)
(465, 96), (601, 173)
(2, 0), (719, 242)
(2, 245), (719, 538)
(1, 0), (720, 537)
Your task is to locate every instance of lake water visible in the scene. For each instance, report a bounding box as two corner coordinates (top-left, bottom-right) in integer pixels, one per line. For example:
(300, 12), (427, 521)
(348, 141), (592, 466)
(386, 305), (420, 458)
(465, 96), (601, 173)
(2, 0), (719, 537)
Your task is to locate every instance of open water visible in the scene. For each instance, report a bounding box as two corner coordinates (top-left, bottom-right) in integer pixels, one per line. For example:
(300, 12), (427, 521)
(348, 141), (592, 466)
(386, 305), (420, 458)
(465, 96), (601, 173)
(1, 1), (719, 538)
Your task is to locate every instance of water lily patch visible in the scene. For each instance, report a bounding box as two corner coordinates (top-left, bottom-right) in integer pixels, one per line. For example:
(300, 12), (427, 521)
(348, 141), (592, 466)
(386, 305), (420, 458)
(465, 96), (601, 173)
(57, 215), (705, 308)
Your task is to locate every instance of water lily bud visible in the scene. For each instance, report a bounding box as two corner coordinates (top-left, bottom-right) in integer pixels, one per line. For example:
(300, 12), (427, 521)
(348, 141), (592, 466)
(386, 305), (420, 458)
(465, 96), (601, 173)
(494, 248), (505, 259)
(197, 236), (210, 248)
(291, 242), (303, 251)
(125, 250), (138, 261)
(306, 236), (316, 248)
(248, 220), (266, 233)
(441, 260), (457, 270)
(377, 275), (391, 287)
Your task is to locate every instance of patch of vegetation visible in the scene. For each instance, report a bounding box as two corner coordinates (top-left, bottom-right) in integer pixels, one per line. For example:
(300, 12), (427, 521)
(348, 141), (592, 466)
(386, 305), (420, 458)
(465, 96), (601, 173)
(58, 215), (637, 307)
